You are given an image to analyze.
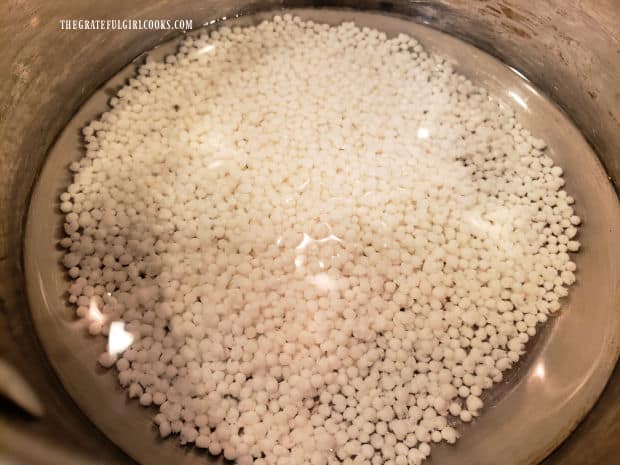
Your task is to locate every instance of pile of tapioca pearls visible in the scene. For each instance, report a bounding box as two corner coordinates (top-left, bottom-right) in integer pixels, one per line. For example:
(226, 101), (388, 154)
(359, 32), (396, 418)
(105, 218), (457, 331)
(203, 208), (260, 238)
(59, 14), (581, 465)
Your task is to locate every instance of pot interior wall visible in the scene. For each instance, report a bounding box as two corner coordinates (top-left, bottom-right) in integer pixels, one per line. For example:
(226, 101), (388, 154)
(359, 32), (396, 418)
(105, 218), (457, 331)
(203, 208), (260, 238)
(1, 1), (619, 465)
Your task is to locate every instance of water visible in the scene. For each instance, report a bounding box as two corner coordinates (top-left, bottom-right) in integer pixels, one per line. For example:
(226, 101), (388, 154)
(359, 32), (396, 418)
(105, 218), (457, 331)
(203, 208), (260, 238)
(23, 8), (620, 465)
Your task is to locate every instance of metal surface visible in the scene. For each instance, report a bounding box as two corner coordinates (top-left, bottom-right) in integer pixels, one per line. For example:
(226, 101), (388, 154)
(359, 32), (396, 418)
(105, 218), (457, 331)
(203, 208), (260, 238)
(0, 359), (44, 417)
(1, 1), (620, 465)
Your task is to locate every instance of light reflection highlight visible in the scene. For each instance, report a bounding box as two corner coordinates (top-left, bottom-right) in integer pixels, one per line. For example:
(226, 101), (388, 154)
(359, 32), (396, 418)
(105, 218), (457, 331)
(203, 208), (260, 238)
(321, 234), (342, 244)
(508, 90), (528, 110)
(198, 44), (215, 55)
(88, 298), (104, 322)
(534, 362), (545, 380)
(311, 273), (338, 292)
(417, 127), (430, 139)
(508, 66), (529, 82)
(108, 321), (134, 356)
(296, 233), (314, 251)
(296, 232), (343, 251)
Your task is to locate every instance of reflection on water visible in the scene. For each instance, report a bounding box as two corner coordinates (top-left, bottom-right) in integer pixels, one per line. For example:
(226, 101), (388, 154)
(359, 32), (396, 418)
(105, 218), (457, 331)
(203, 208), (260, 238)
(88, 298), (104, 322)
(310, 272), (338, 292)
(108, 321), (134, 356)
(508, 90), (528, 110)
(296, 232), (342, 251)
(291, 231), (345, 292)
(197, 44), (215, 55)
(417, 127), (430, 139)
(295, 233), (313, 251)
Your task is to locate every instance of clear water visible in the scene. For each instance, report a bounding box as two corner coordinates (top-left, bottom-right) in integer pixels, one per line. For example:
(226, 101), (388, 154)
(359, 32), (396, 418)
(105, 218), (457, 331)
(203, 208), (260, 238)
(24, 8), (620, 465)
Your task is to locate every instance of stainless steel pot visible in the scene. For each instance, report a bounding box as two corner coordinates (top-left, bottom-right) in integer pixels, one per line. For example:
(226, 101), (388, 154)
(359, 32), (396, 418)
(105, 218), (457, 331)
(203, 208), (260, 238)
(1, 1), (619, 465)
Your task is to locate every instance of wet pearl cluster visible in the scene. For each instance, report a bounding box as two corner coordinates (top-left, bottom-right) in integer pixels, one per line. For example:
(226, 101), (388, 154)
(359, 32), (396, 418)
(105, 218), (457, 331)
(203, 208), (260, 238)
(59, 14), (580, 465)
